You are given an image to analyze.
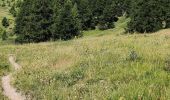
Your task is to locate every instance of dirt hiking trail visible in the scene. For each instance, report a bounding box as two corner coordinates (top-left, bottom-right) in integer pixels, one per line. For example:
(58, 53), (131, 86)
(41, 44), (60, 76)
(2, 55), (26, 100)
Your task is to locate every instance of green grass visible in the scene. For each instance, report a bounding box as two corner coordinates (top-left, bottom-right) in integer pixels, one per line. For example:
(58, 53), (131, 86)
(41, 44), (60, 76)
(83, 16), (130, 37)
(1, 27), (170, 99)
(0, 0), (15, 41)
(0, 54), (10, 99)
(0, 5), (170, 99)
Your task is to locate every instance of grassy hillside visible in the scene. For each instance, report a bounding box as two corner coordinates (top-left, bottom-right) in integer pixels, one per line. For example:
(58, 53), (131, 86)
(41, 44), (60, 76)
(83, 16), (130, 37)
(0, 3), (170, 99)
(0, 1), (16, 47)
(0, 6), (14, 32)
(0, 0), (15, 41)
(1, 20), (170, 100)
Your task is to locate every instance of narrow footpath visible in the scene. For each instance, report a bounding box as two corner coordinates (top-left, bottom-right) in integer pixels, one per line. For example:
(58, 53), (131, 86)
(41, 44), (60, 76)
(2, 55), (26, 100)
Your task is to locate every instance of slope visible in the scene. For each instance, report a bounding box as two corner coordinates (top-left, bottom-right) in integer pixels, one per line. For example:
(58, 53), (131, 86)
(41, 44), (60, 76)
(0, 20), (170, 99)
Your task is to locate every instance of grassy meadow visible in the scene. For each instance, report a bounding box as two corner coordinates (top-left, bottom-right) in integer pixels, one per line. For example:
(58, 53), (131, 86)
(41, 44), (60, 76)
(0, 2), (170, 99)
(1, 17), (170, 99)
(0, 0), (15, 46)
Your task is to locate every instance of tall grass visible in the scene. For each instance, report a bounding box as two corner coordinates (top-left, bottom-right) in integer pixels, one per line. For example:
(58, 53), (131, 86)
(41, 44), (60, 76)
(0, 1), (169, 99)
(0, 53), (10, 99)
(0, 27), (170, 99)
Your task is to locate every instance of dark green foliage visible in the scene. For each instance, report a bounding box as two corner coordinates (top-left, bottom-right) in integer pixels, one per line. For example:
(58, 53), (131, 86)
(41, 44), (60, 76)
(15, 0), (54, 43)
(52, 0), (81, 40)
(127, 0), (170, 33)
(2, 17), (9, 28)
(15, 0), (82, 43)
(110, 0), (131, 17)
(162, 0), (170, 28)
(14, 0), (170, 43)
(16, 0), (22, 8)
(15, 0), (32, 35)
(15, 0), (130, 43)
(98, 0), (119, 30)
(30, 0), (53, 42)
(77, 0), (94, 30)
(9, 5), (17, 17)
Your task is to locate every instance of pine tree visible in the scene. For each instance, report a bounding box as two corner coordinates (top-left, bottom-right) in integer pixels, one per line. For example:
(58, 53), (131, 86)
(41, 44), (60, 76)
(52, 0), (81, 40)
(98, 0), (119, 30)
(161, 0), (170, 28)
(2, 17), (9, 28)
(127, 0), (163, 33)
(77, 0), (93, 30)
(15, 0), (33, 35)
(30, 0), (53, 42)
(9, 5), (17, 17)
(90, 0), (106, 25)
(111, 0), (131, 16)
(71, 3), (82, 37)
(15, 0), (53, 43)
(51, 0), (62, 40)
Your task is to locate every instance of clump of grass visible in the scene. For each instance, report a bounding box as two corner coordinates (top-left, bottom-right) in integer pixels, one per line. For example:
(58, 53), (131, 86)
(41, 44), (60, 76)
(0, 54), (10, 74)
(0, 54), (10, 99)
(55, 67), (85, 87)
(127, 50), (139, 61)
(164, 57), (170, 72)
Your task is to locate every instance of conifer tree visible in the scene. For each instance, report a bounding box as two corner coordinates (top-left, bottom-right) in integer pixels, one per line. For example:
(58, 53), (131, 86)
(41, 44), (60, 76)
(15, 0), (53, 43)
(77, 0), (93, 30)
(161, 0), (170, 28)
(15, 0), (32, 35)
(51, 0), (62, 40)
(2, 17), (9, 28)
(111, 0), (131, 16)
(71, 3), (81, 36)
(14, 0), (170, 43)
(98, 0), (119, 30)
(52, 0), (81, 40)
(127, 0), (163, 33)
(9, 5), (17, 17)
(30, 0), (53, 42)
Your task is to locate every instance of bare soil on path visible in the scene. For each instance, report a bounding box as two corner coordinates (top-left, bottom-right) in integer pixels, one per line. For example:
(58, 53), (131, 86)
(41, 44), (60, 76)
(2, 55), (26, 100)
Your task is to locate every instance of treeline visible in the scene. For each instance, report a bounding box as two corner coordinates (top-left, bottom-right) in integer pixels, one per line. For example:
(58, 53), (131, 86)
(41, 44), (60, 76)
(128, 0), (170, 33)
(14, 0), (130, 43)
(14, 0), (170, 43)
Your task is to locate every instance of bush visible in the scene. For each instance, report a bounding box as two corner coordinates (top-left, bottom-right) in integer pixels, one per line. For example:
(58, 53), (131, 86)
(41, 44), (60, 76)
(2, 17), (9, 28)
(2, 30), (8, 40)
(166, 20), (170, 28)
(127, 50), (139, 61)
(98, 23), (108, 30)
